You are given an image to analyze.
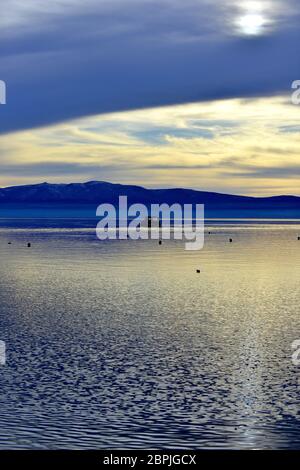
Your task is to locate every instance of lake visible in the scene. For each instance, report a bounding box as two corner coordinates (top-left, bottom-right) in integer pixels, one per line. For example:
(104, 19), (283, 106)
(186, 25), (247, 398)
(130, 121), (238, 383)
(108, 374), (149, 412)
(0, 220), (299, 449)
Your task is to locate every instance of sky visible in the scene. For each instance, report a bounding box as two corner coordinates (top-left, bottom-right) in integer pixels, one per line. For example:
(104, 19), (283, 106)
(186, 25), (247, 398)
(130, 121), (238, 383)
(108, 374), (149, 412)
(0, 0), (299, 195)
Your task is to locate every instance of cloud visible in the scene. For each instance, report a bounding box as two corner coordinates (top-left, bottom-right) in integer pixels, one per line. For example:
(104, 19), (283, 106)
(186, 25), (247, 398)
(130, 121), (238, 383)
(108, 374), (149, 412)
(0, 161), (128, 176)
(0, 0), (300, 133)
(0, 95), (299, 195)
(224, 164), (300, 178)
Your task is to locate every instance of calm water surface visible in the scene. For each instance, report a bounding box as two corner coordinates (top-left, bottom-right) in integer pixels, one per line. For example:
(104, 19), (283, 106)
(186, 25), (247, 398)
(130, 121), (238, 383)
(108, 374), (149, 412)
(0, 220), (299, 449)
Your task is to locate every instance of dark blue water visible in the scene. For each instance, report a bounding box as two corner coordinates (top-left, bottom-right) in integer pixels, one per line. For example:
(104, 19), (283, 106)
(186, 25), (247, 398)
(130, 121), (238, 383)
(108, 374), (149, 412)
(0, 221), (299, 449)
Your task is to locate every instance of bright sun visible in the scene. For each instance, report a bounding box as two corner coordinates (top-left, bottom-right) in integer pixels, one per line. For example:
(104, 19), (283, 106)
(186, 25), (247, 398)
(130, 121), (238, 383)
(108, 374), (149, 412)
(236, 13), (266, 36)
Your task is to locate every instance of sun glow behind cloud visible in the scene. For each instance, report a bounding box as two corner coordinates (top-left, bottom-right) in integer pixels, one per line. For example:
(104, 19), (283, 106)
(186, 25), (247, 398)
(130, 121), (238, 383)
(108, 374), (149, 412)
(236, 13), (266, 36)
(0, 95), (299, 196)
(231, 0), (285, 36)
(1, 0), (299, 135)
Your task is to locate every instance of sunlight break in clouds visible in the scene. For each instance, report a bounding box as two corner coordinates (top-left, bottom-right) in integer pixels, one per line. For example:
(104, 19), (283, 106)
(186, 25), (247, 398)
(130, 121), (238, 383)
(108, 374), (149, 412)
(1, 0), (299, 133)
(0, 96), (299, 196)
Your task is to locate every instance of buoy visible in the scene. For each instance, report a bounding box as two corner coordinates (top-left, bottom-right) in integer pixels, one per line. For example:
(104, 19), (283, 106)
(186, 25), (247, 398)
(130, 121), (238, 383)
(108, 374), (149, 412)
(159, 240), (162, 245)
(27, 243), (31, 247)
(196, 269), (201, 273)
(229, 238), (233, 243)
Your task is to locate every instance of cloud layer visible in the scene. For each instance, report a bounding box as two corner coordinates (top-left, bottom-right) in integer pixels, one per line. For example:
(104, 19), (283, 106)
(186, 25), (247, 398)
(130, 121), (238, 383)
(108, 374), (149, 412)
(1, 95), (299, 195)
(0, 0), (300, 133)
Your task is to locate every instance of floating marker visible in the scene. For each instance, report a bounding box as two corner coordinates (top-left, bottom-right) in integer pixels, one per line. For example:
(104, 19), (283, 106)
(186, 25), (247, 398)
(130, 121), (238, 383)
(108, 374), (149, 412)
(229, 238), (233, 243)
(27, 243), (31, 247)
(196, 269), (201, 273)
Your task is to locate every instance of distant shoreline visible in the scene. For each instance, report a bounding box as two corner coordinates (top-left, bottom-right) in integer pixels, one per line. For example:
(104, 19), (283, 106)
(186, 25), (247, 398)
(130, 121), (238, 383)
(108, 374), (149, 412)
(0, 181), (299, 220)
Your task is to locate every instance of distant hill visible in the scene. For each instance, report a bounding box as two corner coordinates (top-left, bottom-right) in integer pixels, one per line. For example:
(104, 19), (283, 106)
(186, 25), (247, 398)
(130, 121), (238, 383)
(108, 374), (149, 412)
(0, 181), (299, 218)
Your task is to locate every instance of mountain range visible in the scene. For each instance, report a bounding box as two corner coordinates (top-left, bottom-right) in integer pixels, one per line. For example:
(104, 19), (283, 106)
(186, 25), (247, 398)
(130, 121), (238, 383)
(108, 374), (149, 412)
(0, 181), (299, 218)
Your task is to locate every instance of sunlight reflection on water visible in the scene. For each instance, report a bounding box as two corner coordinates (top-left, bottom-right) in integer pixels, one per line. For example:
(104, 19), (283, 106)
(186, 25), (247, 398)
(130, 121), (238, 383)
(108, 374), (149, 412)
(0, 220), (299, 449)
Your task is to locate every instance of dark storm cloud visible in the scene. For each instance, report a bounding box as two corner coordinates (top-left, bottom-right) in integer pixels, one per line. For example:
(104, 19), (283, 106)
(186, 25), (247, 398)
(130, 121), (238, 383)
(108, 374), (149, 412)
(0, 0), (299, 134)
